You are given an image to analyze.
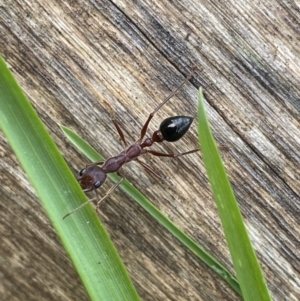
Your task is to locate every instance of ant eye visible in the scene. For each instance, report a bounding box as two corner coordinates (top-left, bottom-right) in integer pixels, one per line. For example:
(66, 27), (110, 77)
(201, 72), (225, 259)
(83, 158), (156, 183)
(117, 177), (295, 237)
(94, 181), (101, 188)
(79, 168), (86, 176)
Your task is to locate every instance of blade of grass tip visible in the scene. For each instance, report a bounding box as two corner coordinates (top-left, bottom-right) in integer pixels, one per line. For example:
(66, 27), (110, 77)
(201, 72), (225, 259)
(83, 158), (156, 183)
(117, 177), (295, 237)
(0, 56), (141, 301)
(61, 125), (242, 295)
(198, 87), (272, 301)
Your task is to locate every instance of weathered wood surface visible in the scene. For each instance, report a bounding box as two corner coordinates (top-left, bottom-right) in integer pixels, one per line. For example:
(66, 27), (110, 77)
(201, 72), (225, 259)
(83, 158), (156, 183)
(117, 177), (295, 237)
(0, 0), (299, 300)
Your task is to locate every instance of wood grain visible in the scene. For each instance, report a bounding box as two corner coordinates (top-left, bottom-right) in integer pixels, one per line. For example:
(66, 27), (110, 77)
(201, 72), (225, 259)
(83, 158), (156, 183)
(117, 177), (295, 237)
(1, 0), (299, 300)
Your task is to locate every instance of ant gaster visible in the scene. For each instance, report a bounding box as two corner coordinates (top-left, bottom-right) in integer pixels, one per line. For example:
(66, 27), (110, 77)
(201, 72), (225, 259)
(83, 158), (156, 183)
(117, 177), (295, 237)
(63, 69), (199, 219)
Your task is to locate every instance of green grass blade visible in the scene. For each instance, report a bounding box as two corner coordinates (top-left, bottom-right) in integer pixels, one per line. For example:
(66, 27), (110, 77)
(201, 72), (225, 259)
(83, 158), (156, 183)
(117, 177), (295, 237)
(0, 56), (141, 301)
(198, 88), (272, 301)
(61, 126), (242, 295)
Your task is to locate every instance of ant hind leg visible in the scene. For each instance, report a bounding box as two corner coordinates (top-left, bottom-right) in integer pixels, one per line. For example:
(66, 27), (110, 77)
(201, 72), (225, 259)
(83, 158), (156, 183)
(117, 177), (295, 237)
(140, 68), (197, 140)
(145, 148), (200, 158)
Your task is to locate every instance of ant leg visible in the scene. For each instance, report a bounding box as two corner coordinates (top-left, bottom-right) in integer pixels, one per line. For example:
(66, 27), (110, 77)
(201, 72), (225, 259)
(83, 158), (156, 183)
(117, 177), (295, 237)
(95, 176), (125, 212)
(63, 196), (97, 219)
(111, 118), (127, 147)
(145, 148), (200, 158)
(105, 100), (127, 145)
(136, 158), (162, 179)
(85, 161), (105, 168)
(140, 68), (197, 140)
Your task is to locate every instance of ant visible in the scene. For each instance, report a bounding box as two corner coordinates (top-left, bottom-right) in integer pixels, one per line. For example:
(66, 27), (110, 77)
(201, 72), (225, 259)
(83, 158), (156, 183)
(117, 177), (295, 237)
(63, 68), (199, 219)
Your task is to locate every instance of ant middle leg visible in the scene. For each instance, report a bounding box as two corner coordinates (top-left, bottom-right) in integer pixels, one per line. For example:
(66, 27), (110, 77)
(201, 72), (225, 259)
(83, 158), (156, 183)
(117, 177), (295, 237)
(136, 158), (163, 179)
(140, 68), (197, 140)
(112, 118), (127, 147)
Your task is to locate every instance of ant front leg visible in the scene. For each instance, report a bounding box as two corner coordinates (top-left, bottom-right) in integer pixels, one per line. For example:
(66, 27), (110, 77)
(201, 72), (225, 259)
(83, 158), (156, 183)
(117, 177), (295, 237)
(63, 194), (98, 219)
(95, 176), (125, 213)
(85, 161), (105, 168)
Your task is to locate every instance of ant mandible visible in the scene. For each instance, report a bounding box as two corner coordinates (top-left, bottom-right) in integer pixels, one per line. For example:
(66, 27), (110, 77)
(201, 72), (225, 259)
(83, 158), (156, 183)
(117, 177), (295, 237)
(63, 68), (199, 219)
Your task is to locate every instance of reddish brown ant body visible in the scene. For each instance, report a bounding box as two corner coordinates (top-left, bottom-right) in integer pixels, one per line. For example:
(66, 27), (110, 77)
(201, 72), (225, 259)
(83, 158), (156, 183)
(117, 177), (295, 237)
(63, 69), (199, 219)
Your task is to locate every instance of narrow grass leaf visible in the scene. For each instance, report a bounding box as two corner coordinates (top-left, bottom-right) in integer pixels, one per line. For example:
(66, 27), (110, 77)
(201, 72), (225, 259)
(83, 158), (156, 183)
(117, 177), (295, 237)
(0, 56), (140, 301)
(198, 88), (271, 301)
(61, 125), (241, 295)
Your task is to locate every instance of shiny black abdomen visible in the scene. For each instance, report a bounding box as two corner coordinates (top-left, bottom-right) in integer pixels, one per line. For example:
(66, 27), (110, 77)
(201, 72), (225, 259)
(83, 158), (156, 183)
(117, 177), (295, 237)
(159, 116), (193, 142)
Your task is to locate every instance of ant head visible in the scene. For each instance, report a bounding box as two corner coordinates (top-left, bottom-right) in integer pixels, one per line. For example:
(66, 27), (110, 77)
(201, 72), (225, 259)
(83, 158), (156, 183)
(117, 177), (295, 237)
(78, 165), (107, 192)
(159, 116), (193, 142)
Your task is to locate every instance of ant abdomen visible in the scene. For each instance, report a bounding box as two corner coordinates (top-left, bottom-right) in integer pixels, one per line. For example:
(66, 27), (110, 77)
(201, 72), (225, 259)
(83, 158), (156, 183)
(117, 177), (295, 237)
(159, 116), (193, 142)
